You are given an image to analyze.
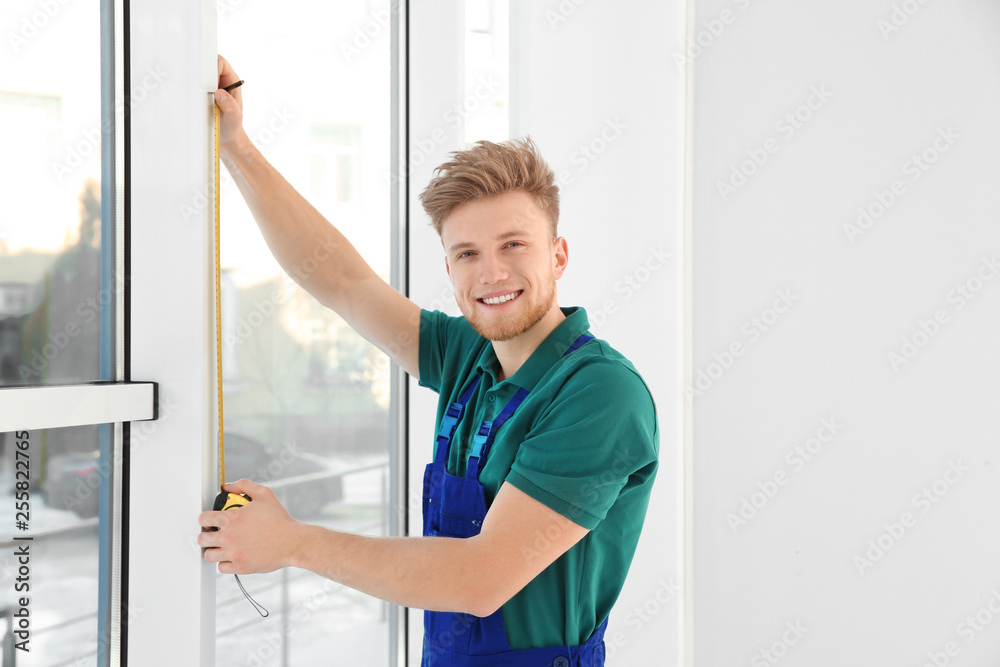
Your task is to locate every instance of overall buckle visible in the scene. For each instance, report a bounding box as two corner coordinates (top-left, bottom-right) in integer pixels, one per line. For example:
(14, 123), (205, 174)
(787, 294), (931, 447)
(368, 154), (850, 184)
(470, 420), (493, 459)
(436, 402), (464, 440)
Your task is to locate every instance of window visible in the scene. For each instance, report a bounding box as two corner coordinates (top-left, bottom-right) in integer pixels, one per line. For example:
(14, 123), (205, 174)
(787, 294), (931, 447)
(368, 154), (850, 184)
(310, 123), (362, 205)
(217, 1), (393, 662)
(0, 0), (128, 663)
(463, 0), (509, 145)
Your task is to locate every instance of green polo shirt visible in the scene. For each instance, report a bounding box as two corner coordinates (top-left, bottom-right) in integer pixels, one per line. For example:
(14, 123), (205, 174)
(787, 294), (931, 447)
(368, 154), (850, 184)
(418, 305), (659, 650)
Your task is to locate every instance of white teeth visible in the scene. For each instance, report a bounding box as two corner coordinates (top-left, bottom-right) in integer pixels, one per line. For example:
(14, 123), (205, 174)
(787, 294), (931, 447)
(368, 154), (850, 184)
(482, 292), (519, 305)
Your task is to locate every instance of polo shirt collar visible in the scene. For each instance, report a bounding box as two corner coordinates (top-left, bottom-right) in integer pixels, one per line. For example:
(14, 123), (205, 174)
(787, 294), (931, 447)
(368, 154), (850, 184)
(474, 307), (591, 391)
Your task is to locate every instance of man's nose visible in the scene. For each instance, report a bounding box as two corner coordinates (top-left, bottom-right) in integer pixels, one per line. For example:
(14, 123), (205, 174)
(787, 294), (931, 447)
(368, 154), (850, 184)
(479, 252), (509, 284)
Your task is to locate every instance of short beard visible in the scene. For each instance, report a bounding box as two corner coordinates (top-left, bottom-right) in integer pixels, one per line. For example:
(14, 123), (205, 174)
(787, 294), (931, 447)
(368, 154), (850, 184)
(463, 281), (556, 342)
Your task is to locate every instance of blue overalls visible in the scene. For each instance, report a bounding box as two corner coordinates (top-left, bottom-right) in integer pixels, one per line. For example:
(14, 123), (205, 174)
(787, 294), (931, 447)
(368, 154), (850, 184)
(421, 333), (607, 667)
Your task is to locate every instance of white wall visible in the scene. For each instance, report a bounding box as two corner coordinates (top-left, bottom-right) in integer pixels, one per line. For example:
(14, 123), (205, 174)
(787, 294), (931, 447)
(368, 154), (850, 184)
(690, 0), (1000, 664)
(408, 0), (679, 663)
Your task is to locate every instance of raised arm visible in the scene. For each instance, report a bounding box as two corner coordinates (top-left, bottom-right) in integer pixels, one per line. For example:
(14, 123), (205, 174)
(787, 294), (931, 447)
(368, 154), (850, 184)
(215, 55), (420, 378)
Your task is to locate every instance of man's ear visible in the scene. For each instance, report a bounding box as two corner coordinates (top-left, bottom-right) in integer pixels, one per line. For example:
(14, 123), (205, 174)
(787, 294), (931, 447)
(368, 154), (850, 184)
(553, 237), (569, 280)
(444, 255), (451, 278)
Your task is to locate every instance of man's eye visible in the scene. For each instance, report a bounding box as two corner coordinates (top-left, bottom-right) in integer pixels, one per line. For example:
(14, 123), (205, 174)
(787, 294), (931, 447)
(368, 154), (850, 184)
(506, 241), (522, 248)
(458, 251), (474, 259)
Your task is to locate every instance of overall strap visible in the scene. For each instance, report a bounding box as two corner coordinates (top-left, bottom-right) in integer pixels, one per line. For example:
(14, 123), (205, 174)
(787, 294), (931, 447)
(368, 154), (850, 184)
(433, 375), (481, 466)
(563, 332), (594, 357)
(466, 332), (594, 480)
(466, 387), (530, 480)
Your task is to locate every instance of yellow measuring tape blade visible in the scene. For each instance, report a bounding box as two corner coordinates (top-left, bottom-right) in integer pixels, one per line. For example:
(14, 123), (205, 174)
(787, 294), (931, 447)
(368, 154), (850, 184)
(214, 103), (225, 490)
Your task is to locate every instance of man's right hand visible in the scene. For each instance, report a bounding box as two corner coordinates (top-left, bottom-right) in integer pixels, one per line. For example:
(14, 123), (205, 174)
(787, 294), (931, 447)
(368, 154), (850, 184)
(216, 55), (247, 154)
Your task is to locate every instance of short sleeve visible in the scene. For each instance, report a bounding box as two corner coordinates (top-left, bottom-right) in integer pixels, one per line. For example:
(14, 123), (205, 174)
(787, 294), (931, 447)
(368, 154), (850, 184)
(505, 356), (659, 530)
(418, 309), (449, 393)
(418, 308), (487, 395)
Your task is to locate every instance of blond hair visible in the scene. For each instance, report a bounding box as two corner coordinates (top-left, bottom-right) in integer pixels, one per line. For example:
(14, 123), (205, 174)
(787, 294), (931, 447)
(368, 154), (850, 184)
(419, 137), (560, 238)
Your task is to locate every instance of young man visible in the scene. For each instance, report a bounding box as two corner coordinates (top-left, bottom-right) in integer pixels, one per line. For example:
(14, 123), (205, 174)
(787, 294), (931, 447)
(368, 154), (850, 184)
(199, 56), (658, 666)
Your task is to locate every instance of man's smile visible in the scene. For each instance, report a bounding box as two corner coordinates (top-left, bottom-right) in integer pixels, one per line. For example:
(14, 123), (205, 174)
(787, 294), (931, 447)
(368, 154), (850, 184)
(477, 290), (523, 306)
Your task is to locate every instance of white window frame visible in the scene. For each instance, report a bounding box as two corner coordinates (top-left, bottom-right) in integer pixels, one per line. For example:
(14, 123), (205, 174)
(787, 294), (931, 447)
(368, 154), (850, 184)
(403, 1), (467, 661)
(124, 0), (410, 664)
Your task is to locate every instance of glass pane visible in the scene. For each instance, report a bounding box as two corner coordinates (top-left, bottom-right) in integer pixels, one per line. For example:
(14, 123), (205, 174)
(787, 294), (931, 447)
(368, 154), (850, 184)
(464, 0), (509, 145)
(0, 3), (115, 664)
(0, 1), (114, 388)
(217, 2), (392, 663)
(0, 425), (105, 663)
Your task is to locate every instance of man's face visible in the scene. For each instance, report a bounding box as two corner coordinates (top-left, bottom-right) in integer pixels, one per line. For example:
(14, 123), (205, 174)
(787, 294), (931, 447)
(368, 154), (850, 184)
(441, 190), (568, 342)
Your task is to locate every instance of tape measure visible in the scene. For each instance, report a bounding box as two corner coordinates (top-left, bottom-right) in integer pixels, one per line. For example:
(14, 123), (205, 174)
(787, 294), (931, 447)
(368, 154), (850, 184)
(213, 95), (268, 618)
(213, 101), (246, 515)
(213, 490), (251, 512)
